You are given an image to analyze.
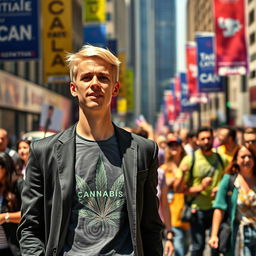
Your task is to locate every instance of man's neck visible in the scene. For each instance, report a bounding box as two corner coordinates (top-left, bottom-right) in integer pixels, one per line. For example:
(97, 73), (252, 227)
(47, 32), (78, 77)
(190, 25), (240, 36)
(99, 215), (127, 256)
(201, 149), (213, 156)
(76, 110), (114, 141)
(224, 142), (236, 152)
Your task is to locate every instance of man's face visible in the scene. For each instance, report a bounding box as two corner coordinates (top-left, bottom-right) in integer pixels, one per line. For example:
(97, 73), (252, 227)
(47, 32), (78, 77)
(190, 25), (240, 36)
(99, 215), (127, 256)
(0, 129), (8, 152)
(197, 131), (213, 153)
(70, 57), (119, 113)
(218, 128), (229, 145)
(244, 133), (256, 152)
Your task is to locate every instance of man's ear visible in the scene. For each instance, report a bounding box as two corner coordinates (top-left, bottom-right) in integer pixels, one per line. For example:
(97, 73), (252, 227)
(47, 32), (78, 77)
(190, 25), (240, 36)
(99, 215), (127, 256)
(112, 82), (120, 97)
(70, 82), (77, 97)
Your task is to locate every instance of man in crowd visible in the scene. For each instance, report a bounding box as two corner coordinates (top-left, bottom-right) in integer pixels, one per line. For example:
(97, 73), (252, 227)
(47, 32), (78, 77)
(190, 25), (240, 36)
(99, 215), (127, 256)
(243, 127), (256, 154)
(17, 45), (164, 256)
(0, 128), (19, 163)
(174, 127), (228, 256)
(216, 126), (239, 162)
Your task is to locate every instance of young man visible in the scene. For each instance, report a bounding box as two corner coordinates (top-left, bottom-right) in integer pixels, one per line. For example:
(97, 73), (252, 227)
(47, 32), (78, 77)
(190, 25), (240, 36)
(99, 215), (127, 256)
(216, 126), (239, 163)
(17, 45), (164, 256)
(174, 127), (228, 256)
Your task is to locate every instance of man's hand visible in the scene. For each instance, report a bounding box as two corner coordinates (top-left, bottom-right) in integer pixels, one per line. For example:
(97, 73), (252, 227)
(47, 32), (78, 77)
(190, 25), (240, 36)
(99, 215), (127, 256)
(208, 235), (219, 249)
(201, 177), (213, 190)
(164, 240), (174, 256)
(211, 187), (218, 198)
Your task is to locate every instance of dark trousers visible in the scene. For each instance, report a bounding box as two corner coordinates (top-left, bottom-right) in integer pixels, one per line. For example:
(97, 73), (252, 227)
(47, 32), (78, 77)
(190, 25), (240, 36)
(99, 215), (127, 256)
(190, 209), (219, 256)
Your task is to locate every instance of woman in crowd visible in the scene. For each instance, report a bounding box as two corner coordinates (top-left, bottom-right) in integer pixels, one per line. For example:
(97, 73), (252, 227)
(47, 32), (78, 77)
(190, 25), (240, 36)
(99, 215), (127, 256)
(209, 145), (256, 256)
(0, 152), (23, 255)
(16, 139), (31, 178)
(159, 135), (190, 256)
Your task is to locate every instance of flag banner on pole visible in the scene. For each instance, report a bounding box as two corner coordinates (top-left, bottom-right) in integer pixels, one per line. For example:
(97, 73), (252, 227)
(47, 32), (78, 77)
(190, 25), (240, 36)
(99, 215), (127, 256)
(196, 33), (223, 92)
(174, 76), (181, 118)
(213, 0), (248, 75)
(186, 42), (198, 96)
(164, 91), (176, 125)
(180, 73), (198, 112)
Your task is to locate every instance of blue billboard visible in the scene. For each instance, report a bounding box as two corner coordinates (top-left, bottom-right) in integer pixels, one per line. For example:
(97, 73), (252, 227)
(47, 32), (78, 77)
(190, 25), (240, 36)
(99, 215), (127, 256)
(83, 24), (107, 48)
(0, 0), (40, 60)
(180, 73), (198, 112)
(196, 33), (223, 93)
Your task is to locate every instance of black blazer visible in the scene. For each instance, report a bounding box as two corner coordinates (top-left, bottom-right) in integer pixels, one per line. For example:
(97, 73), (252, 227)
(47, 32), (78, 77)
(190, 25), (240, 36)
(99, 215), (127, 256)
(17, 124), (163, 256)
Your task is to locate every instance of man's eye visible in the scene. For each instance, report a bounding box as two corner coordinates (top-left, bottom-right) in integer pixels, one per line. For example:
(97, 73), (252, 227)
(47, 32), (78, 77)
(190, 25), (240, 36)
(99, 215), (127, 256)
(98, 76), (109, 82)
(82, 76), (91, 81)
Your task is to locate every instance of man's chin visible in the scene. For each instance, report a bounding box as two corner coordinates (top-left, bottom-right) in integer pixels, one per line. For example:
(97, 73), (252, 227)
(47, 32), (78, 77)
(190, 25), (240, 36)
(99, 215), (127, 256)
(201, 146), (212, 153)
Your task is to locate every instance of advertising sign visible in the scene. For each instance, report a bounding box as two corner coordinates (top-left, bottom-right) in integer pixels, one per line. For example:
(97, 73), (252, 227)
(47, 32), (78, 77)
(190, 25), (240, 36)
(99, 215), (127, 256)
(213, 0), (248, 75)
(83, 0), (106, 22)
(0, 0), (39, 60)
(196, 33), (222, 92)
(42, 0), (72, 83)
(186, 42), (198, 96)
(180, 73), (197, 112)
(83, 24), (107, 48)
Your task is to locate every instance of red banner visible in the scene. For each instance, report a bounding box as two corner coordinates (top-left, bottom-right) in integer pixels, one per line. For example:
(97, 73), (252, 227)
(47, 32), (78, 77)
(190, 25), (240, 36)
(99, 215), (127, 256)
(213, 0), (248, 75)
(174, 76), (181, 118)
(186, 42), (198, 96)
(165, 91), (176, 125)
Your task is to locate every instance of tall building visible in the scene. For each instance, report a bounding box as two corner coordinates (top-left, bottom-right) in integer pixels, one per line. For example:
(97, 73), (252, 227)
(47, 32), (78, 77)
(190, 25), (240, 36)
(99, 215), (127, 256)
(155, 1), (176, 116)
(133, 0), (156, 125)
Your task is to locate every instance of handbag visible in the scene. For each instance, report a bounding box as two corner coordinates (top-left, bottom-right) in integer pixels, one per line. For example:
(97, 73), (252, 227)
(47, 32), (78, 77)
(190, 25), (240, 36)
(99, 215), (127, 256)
(217, 174), (237, 253)
(218, 222), (231, 253)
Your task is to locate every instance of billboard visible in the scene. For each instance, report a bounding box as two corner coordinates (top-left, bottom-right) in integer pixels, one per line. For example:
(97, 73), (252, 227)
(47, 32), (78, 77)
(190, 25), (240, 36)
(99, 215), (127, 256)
(42, 0), (72, 83)
(0, 0), (39, 60)
(196, 33), (222, 93)
(83, 0), (106, 22)
(213, 0), (248, 75)
(83, 24), (107, 48)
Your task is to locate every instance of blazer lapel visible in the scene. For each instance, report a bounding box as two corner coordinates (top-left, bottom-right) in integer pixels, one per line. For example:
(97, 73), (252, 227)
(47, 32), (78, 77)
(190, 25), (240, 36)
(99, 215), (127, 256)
(114, 125), (138, 251)
(55, 125), (76, 246)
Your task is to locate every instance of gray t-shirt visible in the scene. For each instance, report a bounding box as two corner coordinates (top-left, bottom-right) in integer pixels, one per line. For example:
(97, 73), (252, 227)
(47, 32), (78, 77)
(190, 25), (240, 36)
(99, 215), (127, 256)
(62, 134), (134, 256)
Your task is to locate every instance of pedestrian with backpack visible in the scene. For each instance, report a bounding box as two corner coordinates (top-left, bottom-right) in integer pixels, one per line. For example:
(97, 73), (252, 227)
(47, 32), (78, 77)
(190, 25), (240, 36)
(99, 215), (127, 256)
(209, 145), (256, 256)
(174, 127), (228, 256)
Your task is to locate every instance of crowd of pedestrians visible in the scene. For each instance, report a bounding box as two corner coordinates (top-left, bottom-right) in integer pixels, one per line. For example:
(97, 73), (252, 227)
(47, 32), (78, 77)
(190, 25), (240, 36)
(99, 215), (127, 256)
(2, 116), (256, 256)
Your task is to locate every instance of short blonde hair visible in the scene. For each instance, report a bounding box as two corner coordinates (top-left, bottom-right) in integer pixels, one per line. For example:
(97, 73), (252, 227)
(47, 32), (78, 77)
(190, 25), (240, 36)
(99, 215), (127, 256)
(66, 45), (121, 82)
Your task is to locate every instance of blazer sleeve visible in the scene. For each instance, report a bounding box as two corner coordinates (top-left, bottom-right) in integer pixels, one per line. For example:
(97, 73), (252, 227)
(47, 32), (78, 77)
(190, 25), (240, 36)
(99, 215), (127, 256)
(140, 141), (164, 256)
(213, 174), (230, 210)
(17, 142), (46, 255)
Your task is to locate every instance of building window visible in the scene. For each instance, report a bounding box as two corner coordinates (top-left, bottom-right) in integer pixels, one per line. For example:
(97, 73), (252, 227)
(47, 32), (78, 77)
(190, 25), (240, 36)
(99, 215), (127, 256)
(250, 32), (255, 45)
(106, 12), (111, 21)
(250, 70), (256, 79)
(251, 52), (256, 62)
(25, 62), (29, 80)
(249, 10), (255, 25)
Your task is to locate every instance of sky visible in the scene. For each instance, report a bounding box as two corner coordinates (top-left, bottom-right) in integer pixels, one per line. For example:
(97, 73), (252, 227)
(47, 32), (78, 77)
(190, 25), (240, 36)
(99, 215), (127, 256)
(176, 0), (187, 73)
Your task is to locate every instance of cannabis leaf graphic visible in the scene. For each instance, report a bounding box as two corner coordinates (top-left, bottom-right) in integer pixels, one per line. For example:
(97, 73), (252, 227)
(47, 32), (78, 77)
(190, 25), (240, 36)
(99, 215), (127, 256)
(75, 155), (125, 229)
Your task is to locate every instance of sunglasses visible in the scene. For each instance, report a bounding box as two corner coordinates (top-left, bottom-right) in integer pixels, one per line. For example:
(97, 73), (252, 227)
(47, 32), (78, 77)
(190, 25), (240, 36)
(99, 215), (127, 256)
(245, 140), (256, 144)
(167, 142), (181, 147)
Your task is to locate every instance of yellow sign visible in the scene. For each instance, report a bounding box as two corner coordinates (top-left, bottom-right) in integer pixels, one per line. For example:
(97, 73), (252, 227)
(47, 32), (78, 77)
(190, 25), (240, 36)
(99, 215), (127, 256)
(126, 69), (134, 111)
(118, 52), (126, 98)
(83, 0), (106, 22)
(117, 97), (127, 115)
(42, 0), (72, 83)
